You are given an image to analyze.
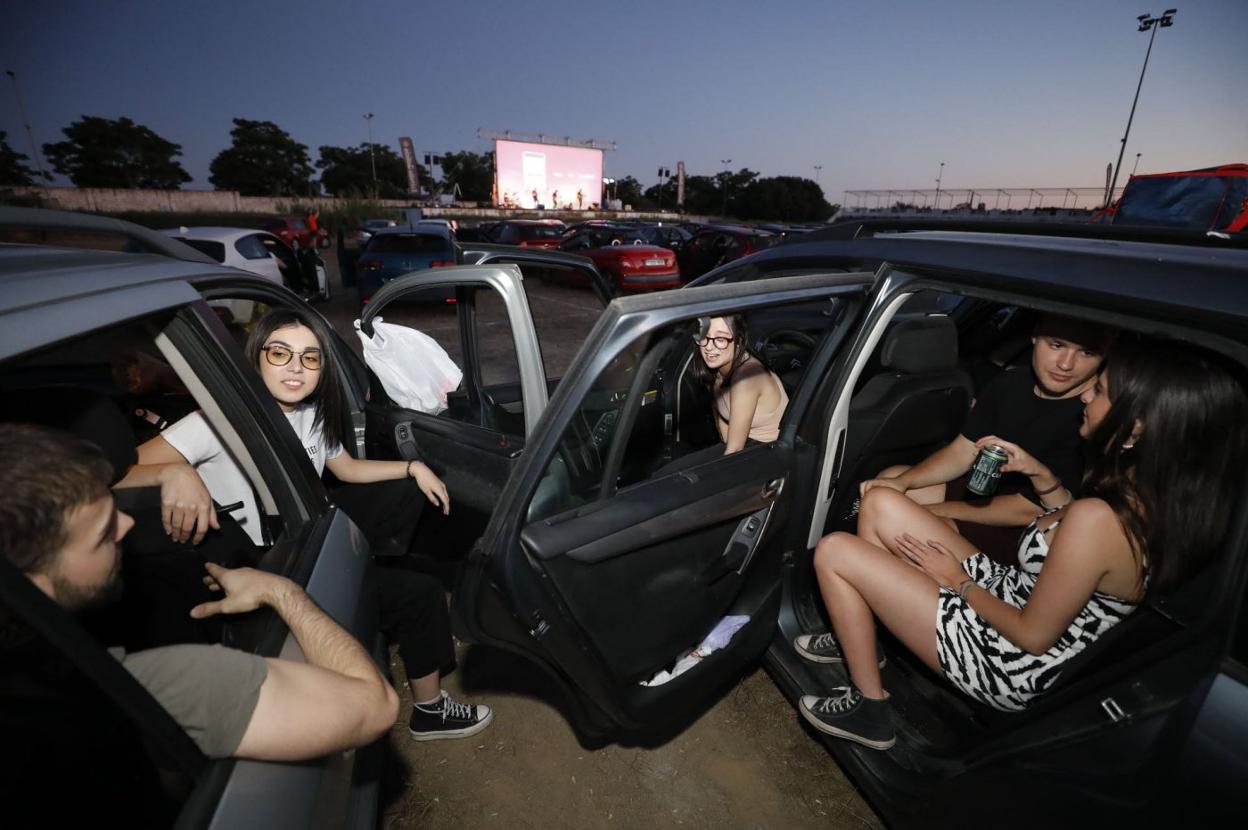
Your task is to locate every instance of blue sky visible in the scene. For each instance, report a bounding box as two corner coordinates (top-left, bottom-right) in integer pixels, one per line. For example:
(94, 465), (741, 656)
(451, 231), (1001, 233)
(3, 0), (1244, 204)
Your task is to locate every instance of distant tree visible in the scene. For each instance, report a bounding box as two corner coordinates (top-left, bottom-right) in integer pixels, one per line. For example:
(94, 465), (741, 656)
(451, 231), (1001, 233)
(42, 116), (190, 189)
(437, 151), (493, 202)
(0, 131), (49, 186)
(317, 143), (420, 198)
(209, 118), (314, 196)
(643, 178), (678, 209)
(736, 176), (834, 222)
(612, 175), (655, 209)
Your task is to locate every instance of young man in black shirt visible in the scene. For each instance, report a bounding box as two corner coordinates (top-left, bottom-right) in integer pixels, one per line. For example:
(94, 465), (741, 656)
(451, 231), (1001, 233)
(859, 315), (1111, 559)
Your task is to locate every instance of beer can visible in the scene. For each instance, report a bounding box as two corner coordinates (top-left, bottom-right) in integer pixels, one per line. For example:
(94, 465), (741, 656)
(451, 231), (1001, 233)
(967, 444), (1009, 496)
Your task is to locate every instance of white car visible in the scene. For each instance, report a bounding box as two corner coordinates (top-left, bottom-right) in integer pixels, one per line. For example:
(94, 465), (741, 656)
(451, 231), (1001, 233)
(162, 227), (330, 321)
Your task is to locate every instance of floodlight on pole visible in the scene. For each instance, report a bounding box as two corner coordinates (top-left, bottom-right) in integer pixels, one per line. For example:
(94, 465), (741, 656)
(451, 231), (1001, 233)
(720, 159), (732, 217)
(813, 164), (823, 182)
(1131, 152), (1143, 177)
(1106, 9), (1176, 210)
(363, 112), (377, 198)
(934, 162), (945, 209)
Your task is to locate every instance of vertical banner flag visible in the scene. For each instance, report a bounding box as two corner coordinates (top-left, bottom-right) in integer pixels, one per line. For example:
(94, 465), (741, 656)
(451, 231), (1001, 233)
(677, 161), (686, 207)
(399, 137), (420, 195)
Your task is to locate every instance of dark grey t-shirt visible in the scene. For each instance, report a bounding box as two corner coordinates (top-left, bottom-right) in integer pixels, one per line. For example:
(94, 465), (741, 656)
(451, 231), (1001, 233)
(115, 644), (267, 758)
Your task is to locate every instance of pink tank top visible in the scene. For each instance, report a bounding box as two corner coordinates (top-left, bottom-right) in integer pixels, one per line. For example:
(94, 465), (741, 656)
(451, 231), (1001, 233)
(715, 370), (789, 443)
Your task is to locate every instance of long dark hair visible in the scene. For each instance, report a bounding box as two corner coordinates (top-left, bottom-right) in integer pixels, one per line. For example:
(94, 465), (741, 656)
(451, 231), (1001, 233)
(689, 314), (759, 392)
(1082, 339), (1248, 597)
(244, 306), (347, 454)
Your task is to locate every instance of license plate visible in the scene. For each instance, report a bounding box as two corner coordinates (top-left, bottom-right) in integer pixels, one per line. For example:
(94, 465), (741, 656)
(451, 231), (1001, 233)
(644, 258), (666, 267)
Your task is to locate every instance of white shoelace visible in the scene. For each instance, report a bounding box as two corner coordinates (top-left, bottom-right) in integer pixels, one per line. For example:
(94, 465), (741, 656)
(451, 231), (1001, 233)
(809, 633), (839, 651)
(439, 692), (474, 722)
(813, 687), (859, 715)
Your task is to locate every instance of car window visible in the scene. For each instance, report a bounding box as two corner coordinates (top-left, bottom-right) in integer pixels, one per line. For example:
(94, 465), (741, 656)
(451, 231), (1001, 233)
(750, 235), (780, 251)
(526, 298), (845, 522)
(289, 218), (307, 231)
(175, 238), (226, 263)
(233, 234), (271, 261)
(364, 233), (450, 254)
(522, 225), (563, 240)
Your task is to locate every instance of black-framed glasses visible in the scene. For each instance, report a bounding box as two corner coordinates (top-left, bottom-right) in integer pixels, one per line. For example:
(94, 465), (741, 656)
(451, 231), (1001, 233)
(262, 344), (322, 370)
(694, 334), (734, 349)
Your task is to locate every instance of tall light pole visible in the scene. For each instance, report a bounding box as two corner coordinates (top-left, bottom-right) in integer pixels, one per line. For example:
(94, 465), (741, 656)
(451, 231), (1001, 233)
(5, 69), (46, 180)
(363, 112), (377, 199)
(1106, 9), (1176, 209)
(813, 164), (823, 182)
(934, 161), (945, 209)
(1131, 152), (1143, 177)
(720, 158), (732, 217)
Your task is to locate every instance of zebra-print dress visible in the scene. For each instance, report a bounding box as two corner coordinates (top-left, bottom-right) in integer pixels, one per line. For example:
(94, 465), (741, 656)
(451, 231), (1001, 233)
(934, 516), (1138, 712)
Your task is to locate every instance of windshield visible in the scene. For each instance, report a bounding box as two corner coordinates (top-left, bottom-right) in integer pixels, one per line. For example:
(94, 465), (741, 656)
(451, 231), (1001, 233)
(365, 234), (450, 254)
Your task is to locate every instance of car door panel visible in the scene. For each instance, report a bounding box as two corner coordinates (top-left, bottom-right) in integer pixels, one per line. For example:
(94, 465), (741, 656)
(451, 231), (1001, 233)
(522, 448), (789, 684)
(456, 272), (874, 732)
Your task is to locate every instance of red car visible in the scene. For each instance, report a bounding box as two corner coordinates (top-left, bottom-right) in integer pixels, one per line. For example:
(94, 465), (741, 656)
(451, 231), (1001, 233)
(558, 226), (681, 292)
(260, 215), (330, 249)
(488, 219), (566, 249)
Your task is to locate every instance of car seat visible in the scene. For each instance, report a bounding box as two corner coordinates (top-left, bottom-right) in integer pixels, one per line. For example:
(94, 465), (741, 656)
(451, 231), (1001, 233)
(837, 316), (973, 509)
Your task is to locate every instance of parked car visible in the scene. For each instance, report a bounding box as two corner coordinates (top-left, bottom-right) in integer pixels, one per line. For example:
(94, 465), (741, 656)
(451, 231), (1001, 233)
(162, 226), (330, 309)
(7, 207), (1248, 825)
(260, 215), (330, 250)
(557, 225), (680, 292)
(487, 219), (566, 249)
(0, 206), (384, 828)
(677, 224), (780, 282)
(355, 225), (457, 303)
(635, 224), (692, 252)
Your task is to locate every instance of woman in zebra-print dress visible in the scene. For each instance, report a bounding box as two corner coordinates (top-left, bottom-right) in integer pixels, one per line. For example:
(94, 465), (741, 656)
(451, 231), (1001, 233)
(794, 341), (1247, 750)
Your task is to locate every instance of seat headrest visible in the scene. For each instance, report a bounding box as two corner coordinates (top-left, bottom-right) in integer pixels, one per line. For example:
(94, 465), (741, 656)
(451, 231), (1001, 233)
(880, 317), (958, 374)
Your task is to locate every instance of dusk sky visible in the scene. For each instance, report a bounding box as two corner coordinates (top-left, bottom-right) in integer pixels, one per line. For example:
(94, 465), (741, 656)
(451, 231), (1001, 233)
(4, 0), (1244, 206)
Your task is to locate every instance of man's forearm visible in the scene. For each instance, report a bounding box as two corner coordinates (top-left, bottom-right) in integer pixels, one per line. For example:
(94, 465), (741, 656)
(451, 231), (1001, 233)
(266, 581), (386, 686)
(929, 493), (1043, 527)
(897, 437), (978, 490)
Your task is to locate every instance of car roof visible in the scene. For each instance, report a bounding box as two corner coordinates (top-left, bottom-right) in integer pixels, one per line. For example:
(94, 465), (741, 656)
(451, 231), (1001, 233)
(160, 226), (277, 244)
(370, 225), (453, 240)
(696, 224), (777, 236)
(732, 230), (1248, 330)
(502, 219), (565, 226)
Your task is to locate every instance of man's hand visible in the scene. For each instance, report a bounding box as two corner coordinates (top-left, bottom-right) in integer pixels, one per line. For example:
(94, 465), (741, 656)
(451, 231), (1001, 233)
(860, 476), (908, 497)
(158, 463), (219, 545)
(410, 461), (451, 515)
(190, 563), (297, 619)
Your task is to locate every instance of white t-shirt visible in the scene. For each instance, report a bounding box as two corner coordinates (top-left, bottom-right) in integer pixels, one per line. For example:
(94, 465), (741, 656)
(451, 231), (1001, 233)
(283, 402), (342, 475)
(163, 412), (265, 546)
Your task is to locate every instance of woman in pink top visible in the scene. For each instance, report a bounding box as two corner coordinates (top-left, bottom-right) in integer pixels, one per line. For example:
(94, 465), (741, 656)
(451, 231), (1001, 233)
(690, 315), (789, 453)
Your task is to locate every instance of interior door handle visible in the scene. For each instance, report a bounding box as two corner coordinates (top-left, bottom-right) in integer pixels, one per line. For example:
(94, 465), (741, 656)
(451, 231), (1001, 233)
(762, 478), (784, 501)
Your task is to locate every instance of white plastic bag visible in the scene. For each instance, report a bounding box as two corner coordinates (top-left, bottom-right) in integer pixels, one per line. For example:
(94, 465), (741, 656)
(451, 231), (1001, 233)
(355, 317), (463, 415)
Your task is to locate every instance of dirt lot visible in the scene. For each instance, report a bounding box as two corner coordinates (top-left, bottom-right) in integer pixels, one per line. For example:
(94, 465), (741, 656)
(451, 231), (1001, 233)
(316, 248), (882, 829)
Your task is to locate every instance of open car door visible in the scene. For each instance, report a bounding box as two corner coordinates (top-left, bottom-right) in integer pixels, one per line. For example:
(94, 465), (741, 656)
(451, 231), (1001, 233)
(454, 271), (875, 736)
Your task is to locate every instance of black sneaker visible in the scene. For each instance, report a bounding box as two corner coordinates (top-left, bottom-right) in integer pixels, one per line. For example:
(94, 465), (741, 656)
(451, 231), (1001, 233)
(408, 690), (494, 741)
(799, 687), (895, 750)
(794, 632), (886, 668)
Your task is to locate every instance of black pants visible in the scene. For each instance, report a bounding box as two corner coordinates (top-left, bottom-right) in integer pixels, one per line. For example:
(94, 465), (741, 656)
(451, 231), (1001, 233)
(332, 478), (426, 557)
(337, 479), (455, 680)
(370, 564), (456, 681)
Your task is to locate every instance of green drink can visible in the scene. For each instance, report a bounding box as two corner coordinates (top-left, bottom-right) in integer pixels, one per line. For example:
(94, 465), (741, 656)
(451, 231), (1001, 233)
(967, 444), (1009, 496)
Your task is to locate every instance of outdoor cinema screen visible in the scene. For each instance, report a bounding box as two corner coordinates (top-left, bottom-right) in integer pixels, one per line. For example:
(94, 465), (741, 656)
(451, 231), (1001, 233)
(495, 140), (603, 210)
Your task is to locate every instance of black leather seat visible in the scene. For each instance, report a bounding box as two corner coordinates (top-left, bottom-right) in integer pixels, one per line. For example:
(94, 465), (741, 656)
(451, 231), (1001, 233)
(838, 316), (973, 501)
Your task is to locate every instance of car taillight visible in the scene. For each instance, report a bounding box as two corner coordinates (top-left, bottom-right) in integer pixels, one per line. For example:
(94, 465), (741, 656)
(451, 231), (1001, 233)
(359, 259), (383, 270)
(430, 260), (454, 267)
(518, 241), (530, 247)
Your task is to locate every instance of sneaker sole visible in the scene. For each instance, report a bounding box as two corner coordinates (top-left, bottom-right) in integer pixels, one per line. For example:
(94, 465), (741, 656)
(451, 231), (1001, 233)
(795, 640), (887, 669)
(798, 700), (895, 750)
(409, 709), (495, 742)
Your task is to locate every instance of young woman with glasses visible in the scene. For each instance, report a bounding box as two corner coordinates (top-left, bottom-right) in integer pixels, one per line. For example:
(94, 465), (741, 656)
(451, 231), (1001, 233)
(131, 306), (493, 741)
(689, 315), (789, 454)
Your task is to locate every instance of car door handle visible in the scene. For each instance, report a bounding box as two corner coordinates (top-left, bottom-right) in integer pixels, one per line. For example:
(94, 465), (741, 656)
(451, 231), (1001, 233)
(762, 478), (785, 501)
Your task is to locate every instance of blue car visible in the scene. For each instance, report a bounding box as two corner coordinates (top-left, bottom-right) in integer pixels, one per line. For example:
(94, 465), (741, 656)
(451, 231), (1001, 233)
(356, 225), (457, 303)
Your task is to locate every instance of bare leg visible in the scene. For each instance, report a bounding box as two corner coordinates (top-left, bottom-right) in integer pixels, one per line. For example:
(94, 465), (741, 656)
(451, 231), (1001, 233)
(876, 463), (946, 506)
(857, 487), (980, 564)
(813, 531), (945, 698)
(410, 670), (440, 704)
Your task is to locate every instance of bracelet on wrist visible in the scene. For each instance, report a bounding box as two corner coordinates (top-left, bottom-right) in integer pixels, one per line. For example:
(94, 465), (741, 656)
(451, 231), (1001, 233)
(405, 460), (415, 479)
(1034, 479), (1063, 496)
(956, 578), (976, 600)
